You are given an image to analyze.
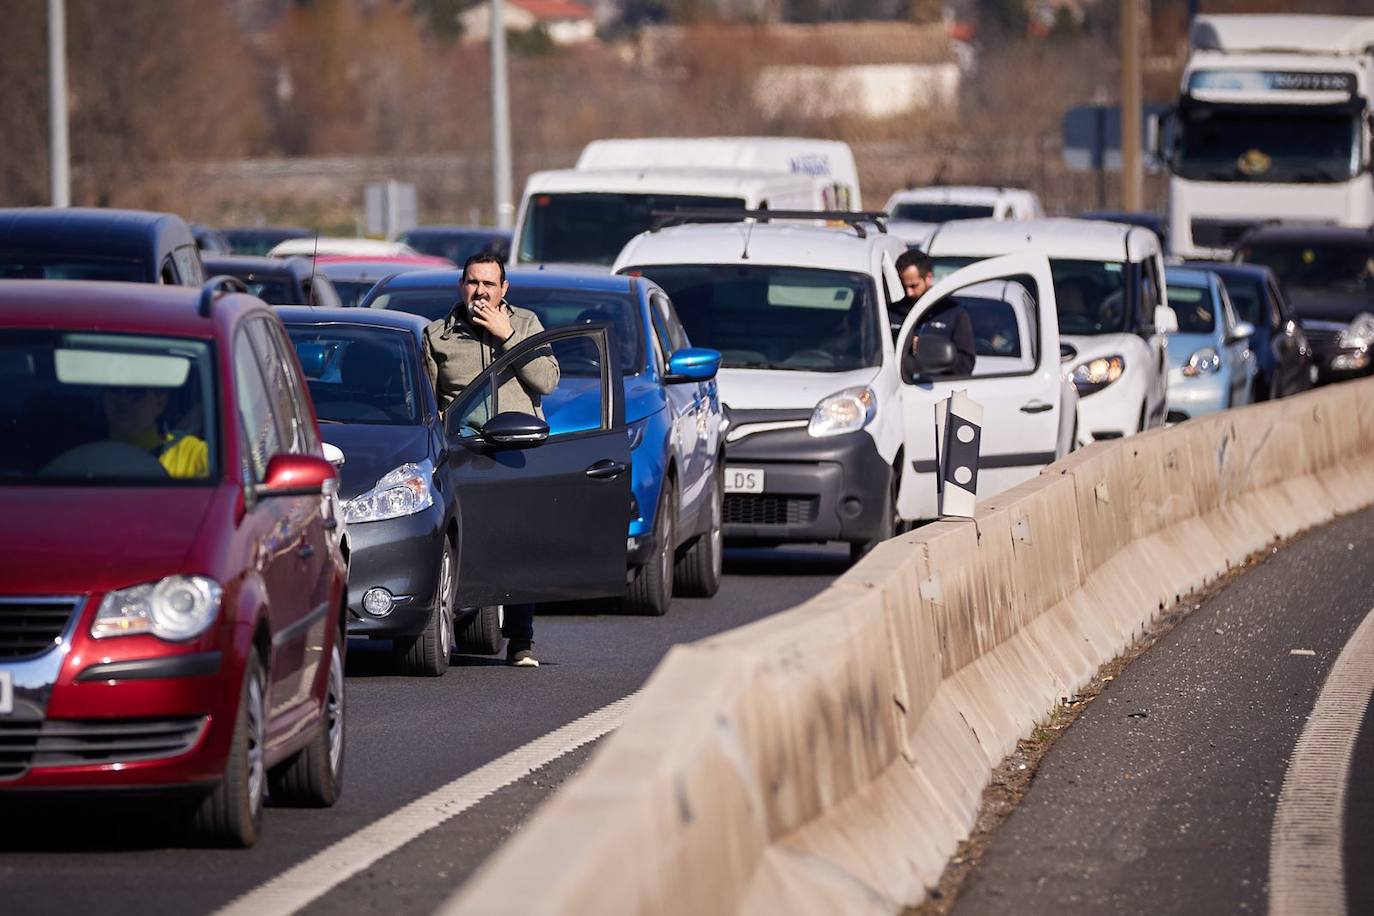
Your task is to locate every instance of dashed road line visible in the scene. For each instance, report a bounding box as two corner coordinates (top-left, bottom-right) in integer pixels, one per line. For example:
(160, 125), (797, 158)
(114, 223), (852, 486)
(213, 694), (635, 916)
(1269, 608), (1374, 916)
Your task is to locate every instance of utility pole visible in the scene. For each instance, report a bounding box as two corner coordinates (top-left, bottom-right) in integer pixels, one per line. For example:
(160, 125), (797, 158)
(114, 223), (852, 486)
(489, 0), (514, 229)
(48, 0), (70, 207)
(1120, 0), (1143, 212)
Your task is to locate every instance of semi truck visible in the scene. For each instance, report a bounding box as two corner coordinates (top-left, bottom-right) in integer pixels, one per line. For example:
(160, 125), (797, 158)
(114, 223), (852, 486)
(1163, 14), (1374, 260)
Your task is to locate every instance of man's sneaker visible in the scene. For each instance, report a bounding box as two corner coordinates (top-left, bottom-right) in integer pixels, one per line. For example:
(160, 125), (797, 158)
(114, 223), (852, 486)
(507, 646), (539, 668)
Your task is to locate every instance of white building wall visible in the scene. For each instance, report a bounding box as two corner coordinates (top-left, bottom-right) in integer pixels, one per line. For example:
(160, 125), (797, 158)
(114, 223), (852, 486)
(754, 63), (960, 120)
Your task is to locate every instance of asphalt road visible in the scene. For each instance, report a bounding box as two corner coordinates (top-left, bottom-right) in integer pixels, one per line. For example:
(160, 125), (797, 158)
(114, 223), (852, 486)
(953, 504), (1374, 916)
(0, 544), (847, 916)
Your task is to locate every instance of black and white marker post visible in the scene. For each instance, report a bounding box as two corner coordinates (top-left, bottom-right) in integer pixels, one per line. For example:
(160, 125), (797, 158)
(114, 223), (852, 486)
(934, 390), (983, 519)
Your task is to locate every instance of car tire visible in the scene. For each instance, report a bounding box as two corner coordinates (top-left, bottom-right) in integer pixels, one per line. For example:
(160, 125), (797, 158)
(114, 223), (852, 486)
(674, 470), (723, 598)
(624, 483), (675, 616)
(393, 539), (455, 677)
(190, 652), (266, 848)
(457, 605), (505, 655)
(268, 639), (345, 807)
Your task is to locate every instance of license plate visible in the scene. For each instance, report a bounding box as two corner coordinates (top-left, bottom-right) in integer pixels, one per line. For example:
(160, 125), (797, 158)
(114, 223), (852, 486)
(725, 466), (765, 494)
(0, 671), (11, 716)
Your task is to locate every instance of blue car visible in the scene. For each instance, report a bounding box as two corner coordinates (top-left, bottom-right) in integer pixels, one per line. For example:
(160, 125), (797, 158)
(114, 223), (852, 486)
(361, 268), (725, 616)
(1163, 266), (1258, 421)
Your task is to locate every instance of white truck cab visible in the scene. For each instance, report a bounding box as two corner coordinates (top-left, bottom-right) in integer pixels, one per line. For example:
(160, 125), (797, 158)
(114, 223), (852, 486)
(512, 137), (862, 269)
(613, 217), (1074, 551)
(925, 218), (1177, 446)
(1164, 14), (1374, 258)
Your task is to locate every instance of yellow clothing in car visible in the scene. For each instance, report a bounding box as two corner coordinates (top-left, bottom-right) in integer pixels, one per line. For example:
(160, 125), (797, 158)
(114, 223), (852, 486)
(129, 429), (210, 479)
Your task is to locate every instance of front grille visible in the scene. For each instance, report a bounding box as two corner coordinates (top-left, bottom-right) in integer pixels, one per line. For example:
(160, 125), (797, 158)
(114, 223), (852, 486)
(0, 716), (207, 781)
(1301, 322), (1343, 356)
(1191, 218), (1259, 251)
(0, 596), (80, 659)
(724, 494), (818, 527)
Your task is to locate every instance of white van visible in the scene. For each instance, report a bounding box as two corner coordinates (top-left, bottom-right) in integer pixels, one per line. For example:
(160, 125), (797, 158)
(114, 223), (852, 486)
(925, 218), (1177, 445)
(578, 137), (861, 209)
(613, 218), (1074, 553)
(510, 168), (825, 268)
(885, 185), (1045, 224)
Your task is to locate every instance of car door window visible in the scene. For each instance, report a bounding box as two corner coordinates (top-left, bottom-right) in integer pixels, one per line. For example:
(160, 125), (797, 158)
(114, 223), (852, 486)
(267, 321), (321, 452)
(246, 319), (309, 454)
(451, 327), (613, 440)
(649, 292), (687, 353)
(234, 328), (282, 482)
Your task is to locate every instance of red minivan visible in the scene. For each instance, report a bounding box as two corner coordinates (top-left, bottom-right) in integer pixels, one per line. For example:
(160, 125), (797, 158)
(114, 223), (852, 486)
(0, 279), (348, 846)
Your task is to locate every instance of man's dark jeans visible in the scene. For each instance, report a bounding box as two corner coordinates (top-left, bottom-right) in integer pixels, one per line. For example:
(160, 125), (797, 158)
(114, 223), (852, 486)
(502, 603), (534, 648)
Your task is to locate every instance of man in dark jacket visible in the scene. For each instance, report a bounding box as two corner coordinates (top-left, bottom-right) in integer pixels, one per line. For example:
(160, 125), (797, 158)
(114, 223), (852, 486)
(891, 249), (976, 380)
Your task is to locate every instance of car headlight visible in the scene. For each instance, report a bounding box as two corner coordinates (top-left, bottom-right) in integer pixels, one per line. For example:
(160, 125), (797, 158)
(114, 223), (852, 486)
(1181, 346), (1221, 377)
(93, 575), (222, 641)
(808, 386), (877, 438)
(344, 460), (434, 524)
(627, 417), (650, 451)
(1337, 312), (1374, 349)
(1070, 355), (1126, 395)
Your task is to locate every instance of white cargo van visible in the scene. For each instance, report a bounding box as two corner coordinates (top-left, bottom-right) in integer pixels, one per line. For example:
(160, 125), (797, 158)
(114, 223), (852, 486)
(1163, 14), (1374, 258)
(925, 218), (1177, 445)
(511, 137), (862, 268)
(613, 216), (1073, 553)
(884, 185), (1044, 223)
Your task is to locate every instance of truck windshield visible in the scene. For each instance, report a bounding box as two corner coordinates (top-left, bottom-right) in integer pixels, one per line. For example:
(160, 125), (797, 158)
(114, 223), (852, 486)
(1172, 104), (1359, 183)
(518, 193), (745, 265)
(630, 264), (881, 372)
(890, 203), (994, 222)
(1238, 240), (1374, 295)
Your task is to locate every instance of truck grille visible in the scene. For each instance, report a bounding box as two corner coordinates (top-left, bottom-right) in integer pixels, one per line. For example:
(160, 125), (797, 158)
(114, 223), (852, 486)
(1191, 218), (1260, 251)
(0, 716), (207, 781)
(724, 494), (818, 527)
(0, 596), (80, 659)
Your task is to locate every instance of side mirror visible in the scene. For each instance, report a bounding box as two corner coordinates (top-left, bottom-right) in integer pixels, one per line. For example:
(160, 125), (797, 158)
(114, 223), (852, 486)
(1230, 320), (1256, 342)
(1154, 304), (1180, 335)
(480, 411), (549, 448)
(322, 441), (345, 467)
(665, 347), (721, 383)
(914, 335), (957, 376)
(258, 454), (337, 498)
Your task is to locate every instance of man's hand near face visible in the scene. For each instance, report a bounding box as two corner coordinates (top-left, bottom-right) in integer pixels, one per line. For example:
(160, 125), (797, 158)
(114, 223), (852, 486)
(468, 298), (513, 342)
(462, 261), (515, 342)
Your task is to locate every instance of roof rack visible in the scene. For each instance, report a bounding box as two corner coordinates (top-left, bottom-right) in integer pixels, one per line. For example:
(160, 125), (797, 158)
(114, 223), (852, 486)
(198, 275), (249, 317)
(649, 208), (890, 238)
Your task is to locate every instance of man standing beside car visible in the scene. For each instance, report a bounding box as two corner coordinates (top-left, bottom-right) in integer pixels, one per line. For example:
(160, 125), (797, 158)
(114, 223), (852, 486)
(423, 252), (559, 668)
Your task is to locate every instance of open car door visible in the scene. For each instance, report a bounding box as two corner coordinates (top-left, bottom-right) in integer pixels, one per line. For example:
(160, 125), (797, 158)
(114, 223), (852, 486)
(445, 323), (631, 606)
(895, 252), (1066, 522)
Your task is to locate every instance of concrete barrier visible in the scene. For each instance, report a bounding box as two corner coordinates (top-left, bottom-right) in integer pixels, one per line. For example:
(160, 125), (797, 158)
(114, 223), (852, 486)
(444, 378), (1374, 915)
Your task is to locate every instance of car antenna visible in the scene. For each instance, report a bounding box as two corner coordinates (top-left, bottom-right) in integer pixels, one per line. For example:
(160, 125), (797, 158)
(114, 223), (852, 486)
(741, 208), (766, 261)
(308, 231), (320, 308)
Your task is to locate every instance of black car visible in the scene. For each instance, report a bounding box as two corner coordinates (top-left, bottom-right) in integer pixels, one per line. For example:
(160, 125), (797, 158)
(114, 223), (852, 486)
(1186, 261), (1316, 400)
(203, 254), (343, 308)
(400, 226), (512, 264)
(0, 207), (203, 285)
(278, 306), (632, 676)
(221, 225), (312, 257)
(1236, 224), (1374, 383)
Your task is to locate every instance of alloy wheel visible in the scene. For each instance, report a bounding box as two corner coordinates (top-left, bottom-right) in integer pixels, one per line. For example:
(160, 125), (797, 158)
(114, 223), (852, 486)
(326, 642), (345, 778)
(245, 672), (266, 817)
(438, 548), (454, 661)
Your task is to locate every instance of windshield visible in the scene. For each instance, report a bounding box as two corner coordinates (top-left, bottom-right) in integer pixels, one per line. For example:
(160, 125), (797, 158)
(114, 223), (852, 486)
(332, 280), (381, 309)
(0, 331), (217, 484)
(285, 325), (420, 425)
(1173, 105), (1359, 183)
(404, 232), (507, 264)
(932, 256), (1129, 335)
(891, 203), (995, 222)
(1167, 284), (1216, 334)
(629, 264), (880, 372)
(1238, 240), (1374, 295)
(518, 193), (745, 265)
(0, 253), (148, 282)
(236, 277), (299, 305)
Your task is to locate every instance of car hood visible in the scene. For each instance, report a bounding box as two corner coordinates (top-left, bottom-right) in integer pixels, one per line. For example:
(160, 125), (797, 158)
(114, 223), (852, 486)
(1166, 332), (1220, 369)
(715, 366), (880, 411)
(320, 424), (433, 500)
(0, 487), (215, 594)
(1285, 289), (1374, 324)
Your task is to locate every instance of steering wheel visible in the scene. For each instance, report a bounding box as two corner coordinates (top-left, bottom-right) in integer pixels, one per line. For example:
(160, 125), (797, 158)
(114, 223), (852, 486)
(40, 440), (168, 479)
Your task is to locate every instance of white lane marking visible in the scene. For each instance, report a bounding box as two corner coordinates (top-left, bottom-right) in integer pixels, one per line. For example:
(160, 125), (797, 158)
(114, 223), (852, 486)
(214, 694), (635, 916)
(1269, 608), (1374, 916)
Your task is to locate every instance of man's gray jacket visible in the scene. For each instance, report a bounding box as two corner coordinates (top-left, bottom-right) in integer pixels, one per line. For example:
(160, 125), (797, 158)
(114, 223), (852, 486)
(423, 301), (560, 417)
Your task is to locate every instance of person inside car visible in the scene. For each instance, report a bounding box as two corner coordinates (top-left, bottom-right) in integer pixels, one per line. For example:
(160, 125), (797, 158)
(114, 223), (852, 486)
(102, 385), (209, 479)
(423, 252), (560, 669)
